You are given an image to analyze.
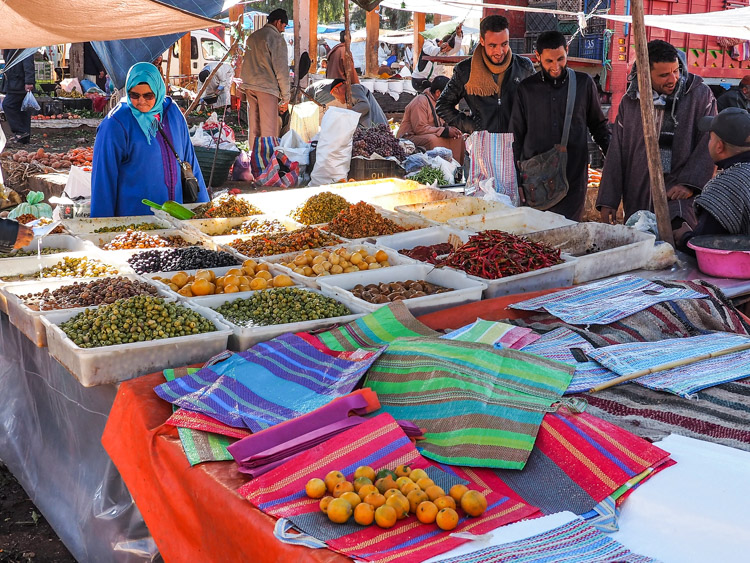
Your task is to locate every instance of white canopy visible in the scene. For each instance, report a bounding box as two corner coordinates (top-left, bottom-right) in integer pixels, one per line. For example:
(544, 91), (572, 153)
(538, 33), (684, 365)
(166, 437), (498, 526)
(0, 0), (219, 49)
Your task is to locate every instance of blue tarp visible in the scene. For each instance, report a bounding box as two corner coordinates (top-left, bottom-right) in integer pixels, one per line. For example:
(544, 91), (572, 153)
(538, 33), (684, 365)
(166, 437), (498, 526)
(93, 0), (225, 89)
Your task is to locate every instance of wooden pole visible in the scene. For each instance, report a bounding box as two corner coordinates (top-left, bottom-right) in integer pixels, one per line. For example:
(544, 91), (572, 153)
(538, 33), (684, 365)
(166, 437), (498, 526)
(69, 43), (84, 81)
(343, 1), (354, 108)
(413, 13), (426, 63)
(228, 5), (244, 105)
(366, 9), (380, 77)
(309, 0), (319, 74)
(630, 0), (675, 247)
(164, 45), (172, 90)
(179, 33), (192, 88)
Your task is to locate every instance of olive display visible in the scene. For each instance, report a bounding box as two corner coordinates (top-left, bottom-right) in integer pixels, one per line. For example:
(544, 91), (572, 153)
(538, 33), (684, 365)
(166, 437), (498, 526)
(93, 222), (164, 233)
(19, 276), (158, 311)
(0, 247), (66, 258)
(291, 192), (350, 225)
(350, 280), (452, 304)
(102, 229), (195, 250)
(192, 196), (262, 219)
(352, 123), (406, 160)
(127, 247), (239, 274)
(60, 295), (216, 348)
(2, 257), (121, 281)
(213, 288), (351, 327)
(218, 218), (288, 236)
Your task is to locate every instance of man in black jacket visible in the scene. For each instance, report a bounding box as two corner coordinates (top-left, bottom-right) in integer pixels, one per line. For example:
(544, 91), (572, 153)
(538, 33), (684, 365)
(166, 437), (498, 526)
(510, 31), (609, 220)
(436, 15), (533, 134)
(1, 49), (35, 144)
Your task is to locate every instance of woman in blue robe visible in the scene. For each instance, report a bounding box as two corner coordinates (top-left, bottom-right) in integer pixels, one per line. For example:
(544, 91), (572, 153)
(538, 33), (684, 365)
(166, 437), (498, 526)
(91, 63), (209, 217)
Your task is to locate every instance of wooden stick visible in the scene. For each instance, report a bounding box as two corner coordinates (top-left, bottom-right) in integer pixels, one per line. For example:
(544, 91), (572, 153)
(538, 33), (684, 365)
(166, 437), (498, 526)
(630, 0), (674, 247)
(183, 39), (238, 116)
(342, 2), (354, 108)
(589, 341), (750, 393)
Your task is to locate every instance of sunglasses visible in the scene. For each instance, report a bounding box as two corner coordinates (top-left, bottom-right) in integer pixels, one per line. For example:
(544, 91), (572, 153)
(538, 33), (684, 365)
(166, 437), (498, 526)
(128, 91), (156, 101)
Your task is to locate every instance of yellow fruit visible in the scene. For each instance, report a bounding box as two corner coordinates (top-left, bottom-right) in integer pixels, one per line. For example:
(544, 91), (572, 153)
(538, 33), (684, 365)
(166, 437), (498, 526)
(215, 276), (226, 288)
(223, 274), (240, 287)
(424, 485), (446, 502)
(353, 502), (375, 526)
(416, 501), (438, 524)
(239, 284), (251, 292)
(272, 274), (294, 287)
(363, 492), (386, 508)
(340, 491), (362, 508)
(249, 277), (268, 290)
(195, 269), (215, 282)
(409, 469), (428, 483)
(406, 489), (429, 513)
(353, 476), (373, 493)
(256, 269), (273, 281)
(436, 508), (459, 530)
(375, 250), (389, 262)
(243, 259), (258, 271)
(383, 488), (403, 500)
(177, 286), (194, 297)
(385, 494), (409, 520)
(319, 495), (334, 513)
(305, 478), (326, 499)
(460, 490), (487, 517)
(324, 470), (346, 493)
(358, 484), (378, 500)
(327, 498), (353, 524)
(354, 466), (376, 482)
(171, 272), (188, 288)
(256, 263), (270, 272)
(168, 283), (180, 292)
(224, 284), (239, 293)
(434, 495), (456, 511)
(226, 268), (243, 277)
(190, 278), (213, 296)
(400, 481), (420, 496)
(449, 484), (469, 503)
(374, 505), (397, 528)
(416, 477), (435, 491)
(394, 464), (412, 478)
(332, 481), (355, 498)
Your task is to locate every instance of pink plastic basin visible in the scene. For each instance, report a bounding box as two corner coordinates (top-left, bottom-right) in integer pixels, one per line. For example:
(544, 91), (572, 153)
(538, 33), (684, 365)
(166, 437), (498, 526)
(688, 235), (750, 279)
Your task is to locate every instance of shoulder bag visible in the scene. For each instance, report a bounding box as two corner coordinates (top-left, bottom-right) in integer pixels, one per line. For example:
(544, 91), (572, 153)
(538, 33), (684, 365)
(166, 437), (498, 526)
(157, 122), (200, 204)
(518, 68), (576, 210)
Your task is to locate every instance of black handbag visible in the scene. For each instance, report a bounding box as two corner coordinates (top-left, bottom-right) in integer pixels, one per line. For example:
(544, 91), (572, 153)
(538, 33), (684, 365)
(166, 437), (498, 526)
(518, 68), (577, 210)
(157, 122), (200, 204)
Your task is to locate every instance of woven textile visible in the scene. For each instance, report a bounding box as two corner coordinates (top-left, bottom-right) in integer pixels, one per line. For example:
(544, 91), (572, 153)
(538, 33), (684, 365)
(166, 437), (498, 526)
(520, 328), (617, 394)
(586, 333), (750, 397)
(301, 301), (441, 352)
(163, 368), (234, 465)
(154, 333), (384, 431)
(166, 409), (252, 440)
(436, 517), (657, 563)
(442, 319), (541, 350)
(240, 413), (539, 563)
(510, 275), (707, 325)
(364, 337), (573, 469)
(464, 131), (520, 205)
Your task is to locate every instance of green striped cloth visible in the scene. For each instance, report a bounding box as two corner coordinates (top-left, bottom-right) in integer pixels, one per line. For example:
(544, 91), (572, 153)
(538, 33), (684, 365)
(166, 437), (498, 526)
(364, 337), (574, 469)
(163, 368), (233, 465)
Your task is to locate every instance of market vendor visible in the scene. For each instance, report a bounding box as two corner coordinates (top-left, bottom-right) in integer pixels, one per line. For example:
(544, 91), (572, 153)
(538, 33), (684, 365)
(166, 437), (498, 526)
(397, 76), (465, 164)
(305, 79), (387, 128)
(0, 220), (33, 253)
(91, 62), (209, 217)
(674, 108), (750, 251)
(198, 61), (233, 109)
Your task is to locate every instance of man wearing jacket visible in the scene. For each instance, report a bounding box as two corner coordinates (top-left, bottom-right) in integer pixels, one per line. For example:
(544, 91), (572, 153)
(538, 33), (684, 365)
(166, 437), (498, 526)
(510, 31), (609, 220)
(597, 40), (716, 224)
(326, 31), (360, 84)
(239, 9), (290, 141)
(436, 15), (533, 134)
(1, 49), (35, 144)
(717, 76), (750, 112)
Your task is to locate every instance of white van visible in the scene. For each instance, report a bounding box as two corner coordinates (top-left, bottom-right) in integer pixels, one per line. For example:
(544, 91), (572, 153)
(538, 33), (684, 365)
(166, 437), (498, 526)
(162, 30), (229, 84)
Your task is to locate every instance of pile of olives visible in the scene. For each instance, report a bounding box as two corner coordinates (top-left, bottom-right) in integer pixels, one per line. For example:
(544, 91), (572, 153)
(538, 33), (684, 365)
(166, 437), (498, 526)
(213, 288), (351, 327)
(60, 295), (216, 348)
(0, 257), (121, 281)
(19, 277), (158, 311)
(291, 192), (350, 225)
(93, 222), (164, 233)
(127, 247), (239, 274)
(0, 247), (66, 259)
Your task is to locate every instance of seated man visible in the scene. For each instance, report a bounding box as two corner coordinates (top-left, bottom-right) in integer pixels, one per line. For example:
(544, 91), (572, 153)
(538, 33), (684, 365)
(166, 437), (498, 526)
(674, 108), (750, 252)
(397, 76), (464, 164)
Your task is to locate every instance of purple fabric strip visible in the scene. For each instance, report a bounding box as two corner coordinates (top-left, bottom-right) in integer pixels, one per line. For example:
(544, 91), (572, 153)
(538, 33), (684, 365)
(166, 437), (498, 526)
(155, 114), (178, 200)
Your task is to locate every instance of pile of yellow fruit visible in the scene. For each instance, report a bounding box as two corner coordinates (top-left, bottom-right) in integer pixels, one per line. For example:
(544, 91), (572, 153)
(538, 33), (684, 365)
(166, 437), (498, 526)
(279, 247), (392, 278)
(153, 259), (294, 297)
(305, 464), (487, 530)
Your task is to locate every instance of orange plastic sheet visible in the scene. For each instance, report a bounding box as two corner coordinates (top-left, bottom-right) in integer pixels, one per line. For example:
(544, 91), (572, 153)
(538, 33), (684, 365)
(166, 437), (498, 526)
(102, 289), (561, 562)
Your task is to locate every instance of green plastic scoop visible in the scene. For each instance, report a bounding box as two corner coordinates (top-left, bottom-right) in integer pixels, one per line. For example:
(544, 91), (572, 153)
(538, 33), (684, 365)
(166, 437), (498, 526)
(142, 199), (195, 220)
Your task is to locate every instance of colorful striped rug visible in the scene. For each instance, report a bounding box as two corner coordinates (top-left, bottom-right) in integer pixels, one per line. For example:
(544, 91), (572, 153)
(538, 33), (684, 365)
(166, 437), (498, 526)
(240, 413), (540, 563)
(442, 319), (541, 349)
(510, 275), (707, 325)
(154, 333), (384, 431)
(435, 517), (657, 563)
(364, 337), (573, 469)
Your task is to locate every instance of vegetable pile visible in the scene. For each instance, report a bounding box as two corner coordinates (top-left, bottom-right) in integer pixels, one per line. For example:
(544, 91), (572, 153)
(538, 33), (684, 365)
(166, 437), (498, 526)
(3, 147), (93, 170)
(278, 247), (392, 277)
(438, 230), (562, 279)
(326, 202), (405, 239)
(410, 166), (448, 186)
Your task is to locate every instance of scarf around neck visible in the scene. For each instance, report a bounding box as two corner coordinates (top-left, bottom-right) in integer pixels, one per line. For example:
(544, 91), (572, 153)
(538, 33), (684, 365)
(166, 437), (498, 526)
(125, 62), (166, 145)
(465, 45), (513, 97)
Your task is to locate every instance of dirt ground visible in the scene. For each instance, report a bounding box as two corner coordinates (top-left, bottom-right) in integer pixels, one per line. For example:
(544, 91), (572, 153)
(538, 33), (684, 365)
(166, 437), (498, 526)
(0, 462), (76, 563)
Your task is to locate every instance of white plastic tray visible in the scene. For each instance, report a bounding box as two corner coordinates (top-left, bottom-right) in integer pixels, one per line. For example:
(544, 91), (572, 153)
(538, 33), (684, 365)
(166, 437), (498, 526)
(447, 207), (575, 234)
(368, 188), (461, 212)
(200, 288), (366, 351)
(42, 301), (232, 386)
(0, 234), (94, 261)
(262, 243), (418, 289)
(77, 228), (209, 250)
(177, 214), (302, 238)
(374, 226), (474, 255)
(2, 274), (164, 347)
(394, 197), (511, 225)
(318, 263), (487, 316)
(62, 215), (173, 235)
(463, 254), (578, 299)
(524, 223), (656, 284)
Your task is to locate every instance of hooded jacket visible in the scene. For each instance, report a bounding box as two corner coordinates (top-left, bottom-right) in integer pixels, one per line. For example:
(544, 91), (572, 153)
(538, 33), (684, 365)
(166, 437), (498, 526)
(435, 53), (534, 134)
(596, 54), (716, 221)
(1, 49), (35, 94)
(239, 23), (290, 103)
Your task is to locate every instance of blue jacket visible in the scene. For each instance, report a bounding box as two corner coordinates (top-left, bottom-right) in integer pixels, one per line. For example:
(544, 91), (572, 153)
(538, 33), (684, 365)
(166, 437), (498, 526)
(91, 97), (208, 217)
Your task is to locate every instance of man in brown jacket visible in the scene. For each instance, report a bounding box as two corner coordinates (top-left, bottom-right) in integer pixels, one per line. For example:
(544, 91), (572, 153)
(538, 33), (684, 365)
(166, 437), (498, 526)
(326, 31), (360, 84)
(239, 9), (290, 141)
(398, 76), (465, 163)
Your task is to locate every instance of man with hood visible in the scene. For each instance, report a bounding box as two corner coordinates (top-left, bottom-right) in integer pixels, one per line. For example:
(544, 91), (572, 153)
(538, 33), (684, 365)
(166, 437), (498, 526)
(597, 40), (716, 224)
(717, 76), (750, 112)
(326, 31), (360, 84)
(510, 31), (609, 220)
(436, 15), (533, 134)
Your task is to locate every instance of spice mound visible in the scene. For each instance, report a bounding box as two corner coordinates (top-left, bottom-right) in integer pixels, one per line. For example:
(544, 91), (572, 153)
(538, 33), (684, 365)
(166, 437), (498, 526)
(439, 230), (562, 279)
(292, 192), (351, 225)
(326, 202), (405, 239)
(229, 226), (341, 257)
(192, 195), (262, 219)
(19, 277), (158, 311)
(399, 243), (454, 265)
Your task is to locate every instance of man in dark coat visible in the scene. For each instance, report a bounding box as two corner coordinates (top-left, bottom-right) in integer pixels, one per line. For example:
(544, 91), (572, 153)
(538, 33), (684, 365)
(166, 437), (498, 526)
(436, 15), (533, 134)
(1, 49), (35, 144)
(510, 31), (609, 220)
(717, 76), (750, 112)
(597, 40), (716, 224)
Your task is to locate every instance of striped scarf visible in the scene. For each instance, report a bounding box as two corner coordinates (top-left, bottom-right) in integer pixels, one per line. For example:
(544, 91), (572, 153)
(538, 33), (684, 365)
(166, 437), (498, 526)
(695, 161), (750, 234)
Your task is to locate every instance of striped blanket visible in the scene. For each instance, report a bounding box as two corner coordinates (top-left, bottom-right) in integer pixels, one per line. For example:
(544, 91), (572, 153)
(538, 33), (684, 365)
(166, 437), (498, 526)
(436, 517), (657, 563)
(442, 319), (541, 349)
(154, 333), (384, 431)
(510, 275), (707, 325)
(240, 413), (540, 563)
(364, 337), (573, 469)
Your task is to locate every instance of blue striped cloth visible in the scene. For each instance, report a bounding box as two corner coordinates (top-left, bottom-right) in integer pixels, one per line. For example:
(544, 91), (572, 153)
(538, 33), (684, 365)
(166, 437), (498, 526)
(510, 275), (707, 325)
(436, 517), (657, 563)
(586, 332), (750, 398)
(521, 328), (617, 394)
(154, 333), (384, 431)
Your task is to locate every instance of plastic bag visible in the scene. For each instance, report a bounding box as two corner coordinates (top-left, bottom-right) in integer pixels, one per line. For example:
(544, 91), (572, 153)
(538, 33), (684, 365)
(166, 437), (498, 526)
(625, 210), (660, 239)
(289, 102), (320, 144)
(276, 130), (311, 166)
(310, 107), (360, 186)
(8, 191), (53, 219)
(21, 91), (41, 113)
(231, 151), (254, 182)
